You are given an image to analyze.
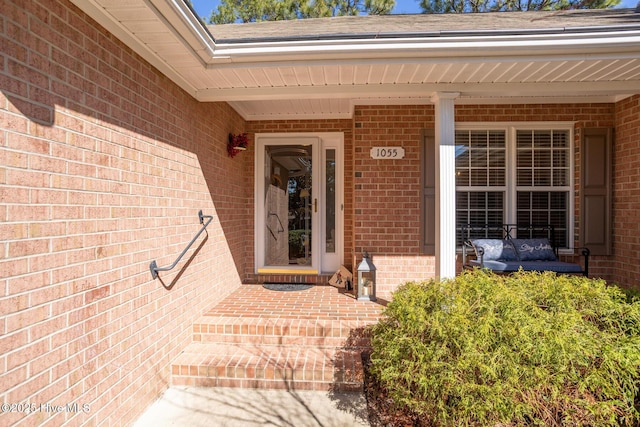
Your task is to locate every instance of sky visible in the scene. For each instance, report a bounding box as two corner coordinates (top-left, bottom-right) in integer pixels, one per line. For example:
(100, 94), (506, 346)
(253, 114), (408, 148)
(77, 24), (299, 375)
(190, 0), (637, 20)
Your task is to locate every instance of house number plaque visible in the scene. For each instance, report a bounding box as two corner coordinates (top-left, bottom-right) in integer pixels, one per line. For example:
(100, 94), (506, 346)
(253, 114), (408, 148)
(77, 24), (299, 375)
(370, 147), (405, 159)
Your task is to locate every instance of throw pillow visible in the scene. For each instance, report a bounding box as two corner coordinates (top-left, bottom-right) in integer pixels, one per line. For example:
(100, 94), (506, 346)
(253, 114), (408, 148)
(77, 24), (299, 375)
(512, 238), (557, 261)
(471, 239), (519, 261)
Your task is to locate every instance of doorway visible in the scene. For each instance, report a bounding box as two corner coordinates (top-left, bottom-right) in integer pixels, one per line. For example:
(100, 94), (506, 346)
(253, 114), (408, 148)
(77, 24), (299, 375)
(255, 133), (343, 275)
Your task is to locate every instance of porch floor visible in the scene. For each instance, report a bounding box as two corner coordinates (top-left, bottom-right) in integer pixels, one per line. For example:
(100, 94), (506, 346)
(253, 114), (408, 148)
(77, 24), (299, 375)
(171, 284), (385, 391)
(204, 283), (385, 321)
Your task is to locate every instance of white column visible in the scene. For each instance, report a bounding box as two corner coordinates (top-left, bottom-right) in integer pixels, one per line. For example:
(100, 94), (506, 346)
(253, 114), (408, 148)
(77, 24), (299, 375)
(432, 92), (459, 280)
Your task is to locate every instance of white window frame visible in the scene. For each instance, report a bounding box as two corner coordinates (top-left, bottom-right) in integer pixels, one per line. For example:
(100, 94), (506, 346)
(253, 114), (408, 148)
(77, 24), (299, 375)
(456, 122), (575, 252)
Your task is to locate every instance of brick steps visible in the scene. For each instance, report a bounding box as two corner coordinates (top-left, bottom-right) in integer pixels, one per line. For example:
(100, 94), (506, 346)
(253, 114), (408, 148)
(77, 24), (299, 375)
(171, 315), (375, 391)
(193, 316), (372, 347)
(171, 342), (364, 391)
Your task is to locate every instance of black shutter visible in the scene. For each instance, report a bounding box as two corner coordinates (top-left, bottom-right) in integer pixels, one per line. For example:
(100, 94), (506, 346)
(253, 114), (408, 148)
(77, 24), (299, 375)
(422, 130), (436, 255)
(580, 128), (612, 256)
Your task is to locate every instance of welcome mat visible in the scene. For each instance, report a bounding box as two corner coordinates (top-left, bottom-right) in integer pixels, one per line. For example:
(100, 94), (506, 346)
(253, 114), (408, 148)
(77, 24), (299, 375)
(262, 283), (313, 292)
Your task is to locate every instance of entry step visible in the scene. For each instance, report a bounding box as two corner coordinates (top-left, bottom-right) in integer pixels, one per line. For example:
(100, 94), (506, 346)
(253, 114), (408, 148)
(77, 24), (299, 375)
(171, 343), (364, 391)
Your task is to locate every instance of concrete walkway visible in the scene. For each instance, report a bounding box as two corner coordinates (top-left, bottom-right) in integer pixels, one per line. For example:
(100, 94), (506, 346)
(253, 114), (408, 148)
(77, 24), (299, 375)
(133, 387), (370, 427)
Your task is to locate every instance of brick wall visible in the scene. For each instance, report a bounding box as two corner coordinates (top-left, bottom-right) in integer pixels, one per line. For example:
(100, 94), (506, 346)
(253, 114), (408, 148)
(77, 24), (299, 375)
(248, 111), (437, 299)
(352, 103), (619, 299)
(353, 105), (436, 300)
(251, 104), (627, 296)
(613, 95), (640, 288)
(0, 0), (250, 425)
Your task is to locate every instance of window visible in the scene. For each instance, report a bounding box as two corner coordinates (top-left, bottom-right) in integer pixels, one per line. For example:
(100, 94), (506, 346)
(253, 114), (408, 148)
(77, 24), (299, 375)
(455, 130), (506, 229)
(456, 124), (573, 248)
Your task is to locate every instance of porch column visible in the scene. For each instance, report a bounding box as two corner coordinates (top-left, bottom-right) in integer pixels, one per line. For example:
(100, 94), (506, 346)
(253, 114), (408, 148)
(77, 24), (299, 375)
(432, 92), (459, 280)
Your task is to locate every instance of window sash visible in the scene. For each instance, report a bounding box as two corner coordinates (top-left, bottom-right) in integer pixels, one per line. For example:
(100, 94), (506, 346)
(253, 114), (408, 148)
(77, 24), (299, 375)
(517, 191), (569, 248)
(456, 190), (506, 245)
(516, 129), (571, 188)
(455, 130), (506, 187)
(455, 124), (574, 249)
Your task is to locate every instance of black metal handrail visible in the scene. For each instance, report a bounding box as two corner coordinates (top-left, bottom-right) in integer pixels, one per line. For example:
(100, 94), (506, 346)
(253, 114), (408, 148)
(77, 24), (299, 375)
(150, 210), (213, 279)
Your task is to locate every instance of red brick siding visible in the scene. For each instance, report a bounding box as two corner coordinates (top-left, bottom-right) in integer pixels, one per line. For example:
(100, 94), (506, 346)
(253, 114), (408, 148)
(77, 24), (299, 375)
(249, 107), (635, 291)
(353, 105), (435, 299)
(0, 0), (250, 425)
(353, 104), (618, 298)
(613, 95), (640, 289)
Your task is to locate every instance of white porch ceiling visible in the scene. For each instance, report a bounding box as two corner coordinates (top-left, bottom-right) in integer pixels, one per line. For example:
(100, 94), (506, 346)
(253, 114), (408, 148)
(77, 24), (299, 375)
(72, 0), (640, 120)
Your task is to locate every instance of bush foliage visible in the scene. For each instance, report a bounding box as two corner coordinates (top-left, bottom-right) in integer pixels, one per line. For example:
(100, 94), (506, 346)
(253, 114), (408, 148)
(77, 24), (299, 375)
(369, 270), (640, 426)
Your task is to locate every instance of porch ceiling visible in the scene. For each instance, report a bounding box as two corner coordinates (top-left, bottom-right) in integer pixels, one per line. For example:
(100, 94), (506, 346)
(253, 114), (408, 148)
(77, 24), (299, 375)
(73, 0), (640, 120)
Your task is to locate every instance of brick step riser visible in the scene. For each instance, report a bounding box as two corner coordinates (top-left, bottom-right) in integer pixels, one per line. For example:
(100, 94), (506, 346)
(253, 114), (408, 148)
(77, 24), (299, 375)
(196, 333), (371, 348)
(193, 324), (361, 339)
(172, 360), (364, 386)
(176, 312), (376, 391)
(171, 367), (364, 391)
(171, 344), (366, 391)
(171, 377), (363, 392)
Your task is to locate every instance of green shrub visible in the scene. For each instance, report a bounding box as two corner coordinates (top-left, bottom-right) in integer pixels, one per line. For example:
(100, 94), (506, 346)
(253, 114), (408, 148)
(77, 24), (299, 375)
(616, 284), (640, 304)
(369, 270), (640, 426)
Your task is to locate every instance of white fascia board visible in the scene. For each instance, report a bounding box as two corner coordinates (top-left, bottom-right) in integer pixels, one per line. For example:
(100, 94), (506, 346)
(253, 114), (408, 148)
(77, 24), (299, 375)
(195, 80), (640, 102)
(148, 0), (216, 60)
(453, 94), (631, 104)
(351, 94), (628, 105)
(207, 50), (640, 71)
(210, 30), (640, 65)
(232, 94), (629, 120)
(236, 110), (353, 121)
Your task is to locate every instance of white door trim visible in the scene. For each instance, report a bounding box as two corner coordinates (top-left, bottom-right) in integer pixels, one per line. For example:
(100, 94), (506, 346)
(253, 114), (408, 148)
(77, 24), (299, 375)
(254, 132), (344, 275)
(319, 134), (344, 274)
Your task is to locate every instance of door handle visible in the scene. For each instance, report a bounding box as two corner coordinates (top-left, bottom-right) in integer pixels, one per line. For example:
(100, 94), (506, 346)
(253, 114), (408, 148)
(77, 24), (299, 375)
(314, 198), (317, 213)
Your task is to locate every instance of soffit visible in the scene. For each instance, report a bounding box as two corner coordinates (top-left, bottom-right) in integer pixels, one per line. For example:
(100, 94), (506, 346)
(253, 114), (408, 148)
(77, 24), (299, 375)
(71, 1), (640, 120)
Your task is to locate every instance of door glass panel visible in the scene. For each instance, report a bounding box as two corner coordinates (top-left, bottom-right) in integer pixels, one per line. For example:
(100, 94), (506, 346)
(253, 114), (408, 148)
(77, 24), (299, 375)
(264, 144), (312, 266)
(325, 149), (336, 254)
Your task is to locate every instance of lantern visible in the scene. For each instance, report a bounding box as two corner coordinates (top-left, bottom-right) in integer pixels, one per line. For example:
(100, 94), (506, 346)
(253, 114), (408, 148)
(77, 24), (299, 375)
(357, 251), (376, 301)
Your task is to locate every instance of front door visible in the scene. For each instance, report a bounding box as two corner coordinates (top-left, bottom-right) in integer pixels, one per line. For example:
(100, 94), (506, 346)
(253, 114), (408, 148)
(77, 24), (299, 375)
(255, 133), (343, 275)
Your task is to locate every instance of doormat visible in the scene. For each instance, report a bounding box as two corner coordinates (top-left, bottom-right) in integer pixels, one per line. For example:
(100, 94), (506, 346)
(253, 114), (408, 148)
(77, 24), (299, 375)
(263, 283), (313, 292)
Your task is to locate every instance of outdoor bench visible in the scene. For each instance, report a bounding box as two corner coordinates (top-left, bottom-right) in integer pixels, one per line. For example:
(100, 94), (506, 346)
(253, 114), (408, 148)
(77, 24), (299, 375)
(461, 224), (590, 276)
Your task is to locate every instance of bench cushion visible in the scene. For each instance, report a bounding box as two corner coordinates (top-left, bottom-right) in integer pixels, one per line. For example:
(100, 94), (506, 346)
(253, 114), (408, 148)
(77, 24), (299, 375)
(470, 239), (519, 261)
(511, 238), (557, 261)
(470, 260), (584, 274)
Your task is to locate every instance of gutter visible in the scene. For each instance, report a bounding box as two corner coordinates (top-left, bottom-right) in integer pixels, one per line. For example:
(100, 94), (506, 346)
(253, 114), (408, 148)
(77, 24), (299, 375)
(149, 0), (217, 60)
(175, 4), (640, 65)
(178, 0), (217, 48)
(214, 24), (640, 44)
(207, 29), (640, 66)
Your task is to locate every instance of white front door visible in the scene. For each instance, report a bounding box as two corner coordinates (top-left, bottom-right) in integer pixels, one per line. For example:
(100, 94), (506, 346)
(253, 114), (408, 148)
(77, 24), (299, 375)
(255, 133), (343, 275)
